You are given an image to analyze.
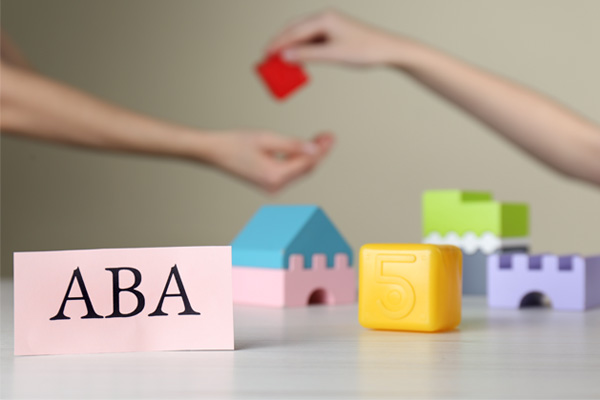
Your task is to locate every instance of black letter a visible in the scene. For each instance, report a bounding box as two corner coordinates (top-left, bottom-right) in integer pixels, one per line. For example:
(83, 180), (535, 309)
(148, 265), (200, 317)
(50, 267), (103, 320)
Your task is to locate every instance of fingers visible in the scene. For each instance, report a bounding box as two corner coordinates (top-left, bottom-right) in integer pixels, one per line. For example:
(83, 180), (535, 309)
(258, 132), (318, 156)
(205, 130), (334, 194)
(266, 11), (336, 55)
(267, 10), (394, 67)
(313, 132), (336, 155)
(259, 132), (336, 193)
(282, 44), (339, 63)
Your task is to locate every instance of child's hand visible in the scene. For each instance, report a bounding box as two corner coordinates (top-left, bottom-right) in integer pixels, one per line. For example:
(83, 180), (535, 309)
(266, 10), (406, 67)
(203, 131), (335, 193)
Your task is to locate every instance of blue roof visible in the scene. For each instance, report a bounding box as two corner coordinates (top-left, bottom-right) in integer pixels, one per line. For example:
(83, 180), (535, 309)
(231, 205), (353, 269)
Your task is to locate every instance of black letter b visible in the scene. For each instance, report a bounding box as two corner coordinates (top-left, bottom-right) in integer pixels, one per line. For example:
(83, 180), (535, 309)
(105, 267), (145, 318)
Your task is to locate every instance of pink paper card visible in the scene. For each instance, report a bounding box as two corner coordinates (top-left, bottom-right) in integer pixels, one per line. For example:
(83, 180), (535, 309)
(14, 246), (234, 355)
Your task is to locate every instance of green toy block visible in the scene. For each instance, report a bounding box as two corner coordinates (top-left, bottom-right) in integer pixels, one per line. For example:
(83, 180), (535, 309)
(423, 190), (529, 237)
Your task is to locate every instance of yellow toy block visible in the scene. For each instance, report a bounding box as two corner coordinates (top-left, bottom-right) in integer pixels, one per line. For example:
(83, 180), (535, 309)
(358, 244), (462, 332)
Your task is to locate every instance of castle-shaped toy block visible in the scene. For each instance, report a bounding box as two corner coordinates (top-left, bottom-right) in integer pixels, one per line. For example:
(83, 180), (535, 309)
(231, 205), (355, 307)
(423, 190), (529, 295)
(359, 244), (462, 332)
(487, 253), (600, 311)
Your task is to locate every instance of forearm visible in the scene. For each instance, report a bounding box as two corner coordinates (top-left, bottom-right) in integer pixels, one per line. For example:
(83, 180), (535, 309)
(0, 62), (333, 193)
(387, 39), (600, 185)
(0, 63), (212, 162)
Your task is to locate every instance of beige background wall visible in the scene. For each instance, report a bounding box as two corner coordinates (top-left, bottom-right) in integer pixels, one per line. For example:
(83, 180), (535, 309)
(1, 0), (599, 277)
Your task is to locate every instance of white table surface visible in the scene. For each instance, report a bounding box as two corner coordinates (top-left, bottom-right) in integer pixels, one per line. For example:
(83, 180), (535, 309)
(2, 279), (599, 399)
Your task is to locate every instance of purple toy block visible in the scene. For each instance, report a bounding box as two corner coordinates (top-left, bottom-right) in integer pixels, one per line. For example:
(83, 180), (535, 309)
(487, 253), (600, 311)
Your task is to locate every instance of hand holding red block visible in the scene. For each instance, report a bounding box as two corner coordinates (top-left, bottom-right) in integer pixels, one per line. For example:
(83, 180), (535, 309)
(256, 53), (309, 101)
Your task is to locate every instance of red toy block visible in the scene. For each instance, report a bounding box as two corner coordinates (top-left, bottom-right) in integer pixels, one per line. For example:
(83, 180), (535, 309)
(256, 53), (308, 100)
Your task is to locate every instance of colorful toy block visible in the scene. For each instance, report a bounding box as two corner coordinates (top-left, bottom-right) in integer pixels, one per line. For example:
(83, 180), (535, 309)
(487, 253), (600, 310)
(358, 244), (462, 332)
(423, 190), (529, 238)
(461, 248), (529, 295)
(231, 205), (355, 307)
(423, 190), (530, 295)
(256, 53), (308, 100)
(462, 250), (487, 295)
(423, 232), (530, 256)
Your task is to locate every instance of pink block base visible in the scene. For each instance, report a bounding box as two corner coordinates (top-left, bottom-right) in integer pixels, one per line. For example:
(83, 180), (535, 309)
(232, 253), (356, 307)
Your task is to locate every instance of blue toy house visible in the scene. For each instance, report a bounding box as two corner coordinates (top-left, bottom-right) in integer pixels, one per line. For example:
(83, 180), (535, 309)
(231, 205), (356, 307)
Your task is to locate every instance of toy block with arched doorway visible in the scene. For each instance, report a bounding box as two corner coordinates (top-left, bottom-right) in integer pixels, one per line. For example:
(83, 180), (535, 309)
(231, 205), (356, 307)
(487, 253), (600, 311)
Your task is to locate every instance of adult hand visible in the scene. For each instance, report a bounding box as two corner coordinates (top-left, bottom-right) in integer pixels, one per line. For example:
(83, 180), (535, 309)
(266, 10), (407, 67)
(1, 61), (337, 193)
(202, 131), (335, 193)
